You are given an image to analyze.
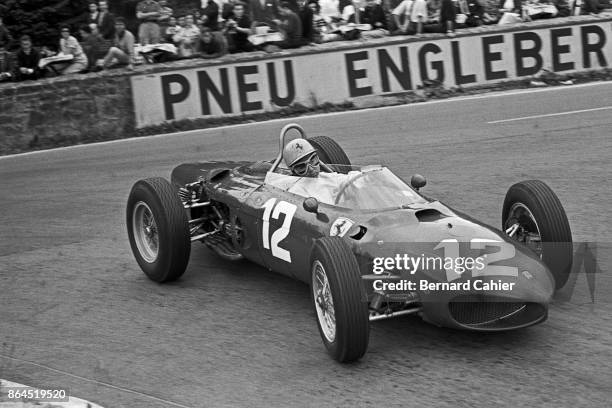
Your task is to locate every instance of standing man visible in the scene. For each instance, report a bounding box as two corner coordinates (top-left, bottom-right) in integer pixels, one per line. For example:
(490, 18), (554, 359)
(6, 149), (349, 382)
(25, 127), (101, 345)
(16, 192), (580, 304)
(103, 18), (135, 70)
(136, 0), (162, 45)
(97, 0), (116, 40)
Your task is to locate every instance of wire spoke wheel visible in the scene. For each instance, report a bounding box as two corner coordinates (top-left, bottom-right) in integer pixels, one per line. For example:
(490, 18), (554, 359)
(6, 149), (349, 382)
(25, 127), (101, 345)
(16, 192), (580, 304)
(133, 201), (159, 263)
(504, 202), (543, 258)
(313, 260), (336, 343)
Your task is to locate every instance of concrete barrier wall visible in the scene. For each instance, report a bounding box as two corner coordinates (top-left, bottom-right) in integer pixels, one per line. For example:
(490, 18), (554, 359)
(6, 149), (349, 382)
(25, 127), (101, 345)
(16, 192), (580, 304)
(0, 15), (610, 152)
(132, 18), (612, 127)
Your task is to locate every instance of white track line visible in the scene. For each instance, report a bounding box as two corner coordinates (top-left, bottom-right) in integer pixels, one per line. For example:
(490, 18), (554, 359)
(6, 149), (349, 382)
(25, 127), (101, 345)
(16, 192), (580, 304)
(0, 354), (193, 408)
(488, 106), (612, 124)
(1, 80), (611, 161)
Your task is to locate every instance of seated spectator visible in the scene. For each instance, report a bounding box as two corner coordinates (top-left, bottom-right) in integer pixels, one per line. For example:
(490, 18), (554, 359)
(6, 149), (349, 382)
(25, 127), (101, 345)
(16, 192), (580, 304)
(173, 14), (201, 57)
(103, 18), (135, 70)
(309, 1), (343, 42)
(201, 0), (221, 30)
(273, 1), (303, 48)
(97, 1), (116, 40)
(224, 2), (254, 53)
(0, 16), (13, 50)
(250, 0), (280, 28)
(362, 0), (388, 30)
(163, 16), (180, 43)
(79, 24), (106, 71)
(137, 0), (162, 45)
(15, 35), (41, 81)
(55, 25), (89, 75)
(195, 27), (228, 58)
(392, 0), (415, 34)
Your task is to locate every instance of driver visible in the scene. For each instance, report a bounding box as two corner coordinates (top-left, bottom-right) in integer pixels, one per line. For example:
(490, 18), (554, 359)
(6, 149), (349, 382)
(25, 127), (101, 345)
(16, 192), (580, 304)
(283, 139), (321, 178)
(281, 138), (358, 205)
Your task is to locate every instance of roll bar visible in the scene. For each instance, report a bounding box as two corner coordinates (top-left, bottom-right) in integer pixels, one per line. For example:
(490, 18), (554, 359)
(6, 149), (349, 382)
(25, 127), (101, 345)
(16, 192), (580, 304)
(270, 123), (307, 173)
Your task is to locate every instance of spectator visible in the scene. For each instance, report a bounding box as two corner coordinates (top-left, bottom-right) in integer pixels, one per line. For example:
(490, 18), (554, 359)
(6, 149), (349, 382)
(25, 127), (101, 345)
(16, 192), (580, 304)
(158, 0), (174, 24)
(163, 16), (180, 42)
(173, 14), (200, 57)
(273, 1), (303, 48)
(392, 0), (429, 34)
(56, 25), (88, 75)
(195, 27), (228, 58)
(309, 0), (342, 42)
(439, 0), (457, 34)
(136, 0), (162, 45)
(87, 1), (100, 26)
(297, 0), (315, 43)
(250, 0), (280, 28)
(392, 0), (416, 34)
(0, 16), (13, 50)
(319, 0), (342, 21)
(79, 24), (105, 71)
(224, 3), (254, 53)
(103, 18), (135, 70)
(201, 0), (221, 30)
(97, 0), (116, 40)
(362, 0), (388, 29)
(223, 0), (246, 19)
(15, 35), (41, 81)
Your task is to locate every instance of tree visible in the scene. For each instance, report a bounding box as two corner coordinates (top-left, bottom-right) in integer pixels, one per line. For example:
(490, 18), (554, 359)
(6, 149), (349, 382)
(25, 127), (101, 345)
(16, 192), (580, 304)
(0, 0), (91, 48)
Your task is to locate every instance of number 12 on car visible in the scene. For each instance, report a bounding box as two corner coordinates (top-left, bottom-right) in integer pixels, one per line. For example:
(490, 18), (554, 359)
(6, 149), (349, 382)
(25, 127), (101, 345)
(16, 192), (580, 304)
(261, 198), (297, 262)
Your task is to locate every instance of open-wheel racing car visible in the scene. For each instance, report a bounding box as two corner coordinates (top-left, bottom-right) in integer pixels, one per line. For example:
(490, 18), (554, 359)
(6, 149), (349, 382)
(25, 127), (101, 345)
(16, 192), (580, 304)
(127, 124), (573, 363)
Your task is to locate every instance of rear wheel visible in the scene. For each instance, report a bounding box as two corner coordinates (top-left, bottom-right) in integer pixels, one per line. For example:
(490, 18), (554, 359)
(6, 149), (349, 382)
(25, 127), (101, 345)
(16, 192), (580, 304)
(502, 180), (572, 290)
(311, 237), (369, 363)
(308, 136), (351, 173)
(127, 177), (191, 283)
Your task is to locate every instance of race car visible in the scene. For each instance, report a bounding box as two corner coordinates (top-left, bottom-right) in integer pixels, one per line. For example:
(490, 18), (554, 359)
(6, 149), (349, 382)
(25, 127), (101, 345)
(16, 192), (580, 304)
(126, 124), (573, 363)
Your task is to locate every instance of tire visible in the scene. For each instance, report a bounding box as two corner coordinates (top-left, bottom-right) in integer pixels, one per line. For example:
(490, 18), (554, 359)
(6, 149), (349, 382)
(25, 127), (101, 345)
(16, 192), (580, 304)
(308, 136), (351, 173)
(127, 177), (191, 283)
(310, 237), (369, 363)
(502, 180), (572, 290)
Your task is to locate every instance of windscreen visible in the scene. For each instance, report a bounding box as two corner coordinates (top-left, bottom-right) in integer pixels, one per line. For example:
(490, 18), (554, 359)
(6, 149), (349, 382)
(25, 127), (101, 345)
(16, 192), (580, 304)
(335, 166), (427, 210)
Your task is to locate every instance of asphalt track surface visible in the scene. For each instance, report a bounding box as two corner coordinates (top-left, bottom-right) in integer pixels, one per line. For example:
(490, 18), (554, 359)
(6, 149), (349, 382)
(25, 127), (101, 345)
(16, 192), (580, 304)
(1, 82), (611, 408)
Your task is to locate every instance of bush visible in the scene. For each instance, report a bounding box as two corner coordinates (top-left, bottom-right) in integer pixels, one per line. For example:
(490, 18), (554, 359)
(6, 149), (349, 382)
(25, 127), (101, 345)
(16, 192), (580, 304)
(0, 0), (92, 49)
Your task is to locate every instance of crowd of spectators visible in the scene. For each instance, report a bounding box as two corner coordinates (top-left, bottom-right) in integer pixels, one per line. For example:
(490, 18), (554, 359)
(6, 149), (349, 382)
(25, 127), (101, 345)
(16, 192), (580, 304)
(0, 0), (608, 83)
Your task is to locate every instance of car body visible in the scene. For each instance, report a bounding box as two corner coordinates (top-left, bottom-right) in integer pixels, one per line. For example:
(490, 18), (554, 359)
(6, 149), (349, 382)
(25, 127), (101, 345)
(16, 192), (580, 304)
(127, 124), (572, 362)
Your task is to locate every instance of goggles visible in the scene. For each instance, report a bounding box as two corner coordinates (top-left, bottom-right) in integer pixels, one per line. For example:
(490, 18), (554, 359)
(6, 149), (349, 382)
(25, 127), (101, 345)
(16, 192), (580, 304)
(292, 153), (320, 176)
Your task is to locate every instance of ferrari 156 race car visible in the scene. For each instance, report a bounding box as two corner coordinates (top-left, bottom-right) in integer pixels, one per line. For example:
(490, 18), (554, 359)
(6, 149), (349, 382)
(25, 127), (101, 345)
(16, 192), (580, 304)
(127, 124), (573, 363)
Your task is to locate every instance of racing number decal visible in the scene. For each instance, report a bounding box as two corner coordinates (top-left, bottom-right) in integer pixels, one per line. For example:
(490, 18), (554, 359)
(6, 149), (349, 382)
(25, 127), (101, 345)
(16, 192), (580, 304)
(435, 238), (518, 281)
(470, 238), (518, 278)
(261, 198), (297, 262)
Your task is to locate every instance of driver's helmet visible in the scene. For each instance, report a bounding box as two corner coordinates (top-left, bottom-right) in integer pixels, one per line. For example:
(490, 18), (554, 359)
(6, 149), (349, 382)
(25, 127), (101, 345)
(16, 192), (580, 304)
(283, 139), (316, 166)
(283, 139), (320, 177)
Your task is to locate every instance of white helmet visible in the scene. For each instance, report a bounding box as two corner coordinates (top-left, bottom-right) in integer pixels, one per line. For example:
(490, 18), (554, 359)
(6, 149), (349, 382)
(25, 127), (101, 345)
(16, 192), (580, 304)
(283, 139), (317, 167)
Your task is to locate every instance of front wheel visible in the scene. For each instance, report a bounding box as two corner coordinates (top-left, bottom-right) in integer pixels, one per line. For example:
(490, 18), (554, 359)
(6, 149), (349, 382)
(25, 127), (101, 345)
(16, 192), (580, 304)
(310, 237), (369, 363)
(127, 177), (191, 283)
(502, 180), (572, 290)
